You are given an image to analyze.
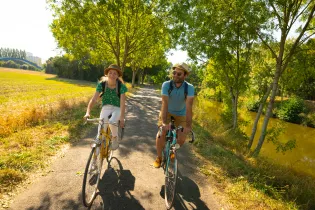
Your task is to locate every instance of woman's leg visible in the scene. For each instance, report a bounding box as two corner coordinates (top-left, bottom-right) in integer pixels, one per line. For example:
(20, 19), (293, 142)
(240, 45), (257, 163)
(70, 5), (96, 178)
(108, 106), (121, 137)
(98, 105), (113, 137)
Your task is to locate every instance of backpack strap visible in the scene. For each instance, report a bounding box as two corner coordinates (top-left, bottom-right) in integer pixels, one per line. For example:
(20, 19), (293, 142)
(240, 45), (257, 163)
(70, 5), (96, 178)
(184, 81), (188, 100)
(168, 80), (188, 100)
(99, 81), (107, 98)
(116, 79), (121, 99)
(168, 80), (174, 96)
(100, 80), (121, 98)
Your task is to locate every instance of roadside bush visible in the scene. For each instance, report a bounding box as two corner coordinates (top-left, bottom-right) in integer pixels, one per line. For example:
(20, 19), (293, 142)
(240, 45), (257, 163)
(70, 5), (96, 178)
(300, 112), (315, 128)
(275, 97), (307, 123)
(4, 60), (19, 69)
(20, 64), (28, 70)
(28, 65), (36, 70)
(245, 97), (260, 112)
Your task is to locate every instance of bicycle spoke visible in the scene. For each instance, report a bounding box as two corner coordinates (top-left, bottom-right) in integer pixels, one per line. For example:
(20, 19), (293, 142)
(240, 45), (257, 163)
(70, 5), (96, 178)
(164, 152), (178, 209)
(82, 147), (103, 207)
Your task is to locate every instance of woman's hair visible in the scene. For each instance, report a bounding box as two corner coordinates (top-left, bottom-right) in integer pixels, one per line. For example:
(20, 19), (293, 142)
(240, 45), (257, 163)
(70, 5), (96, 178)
(99, 75), (124, 84)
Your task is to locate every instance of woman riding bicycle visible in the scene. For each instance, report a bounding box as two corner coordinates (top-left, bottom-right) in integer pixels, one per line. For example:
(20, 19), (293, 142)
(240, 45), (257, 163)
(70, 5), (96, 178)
(84, 64), (127, 150)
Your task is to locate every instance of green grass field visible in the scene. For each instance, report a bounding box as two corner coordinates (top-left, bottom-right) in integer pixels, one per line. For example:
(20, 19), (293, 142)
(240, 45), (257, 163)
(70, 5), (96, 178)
(0, 68), (136, 200)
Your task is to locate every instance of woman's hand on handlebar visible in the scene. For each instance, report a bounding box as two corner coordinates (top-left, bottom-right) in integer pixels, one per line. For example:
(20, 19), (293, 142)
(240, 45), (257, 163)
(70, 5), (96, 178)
(83, 114), (90, 120)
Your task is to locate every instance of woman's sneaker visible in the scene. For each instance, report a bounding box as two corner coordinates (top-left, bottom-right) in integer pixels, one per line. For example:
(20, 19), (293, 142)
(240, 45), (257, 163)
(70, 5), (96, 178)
(111, 136), (119, 150)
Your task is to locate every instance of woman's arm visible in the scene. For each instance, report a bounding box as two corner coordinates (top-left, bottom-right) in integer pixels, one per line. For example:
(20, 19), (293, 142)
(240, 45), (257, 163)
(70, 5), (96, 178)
(84, 92), (99, 118)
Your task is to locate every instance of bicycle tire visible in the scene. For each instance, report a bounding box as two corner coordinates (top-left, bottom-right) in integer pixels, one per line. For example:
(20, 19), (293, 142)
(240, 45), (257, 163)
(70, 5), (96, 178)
(82, 147), (103, 207)
(164, 151), (178, 209)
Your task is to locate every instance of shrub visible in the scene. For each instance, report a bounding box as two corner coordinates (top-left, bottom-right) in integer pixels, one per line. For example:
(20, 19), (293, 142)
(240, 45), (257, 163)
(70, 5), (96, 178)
(276, 97), (307, 123)
(20, 64), (28, 70)
(245, 97), (260, 112)
(300, 112), (315, 128)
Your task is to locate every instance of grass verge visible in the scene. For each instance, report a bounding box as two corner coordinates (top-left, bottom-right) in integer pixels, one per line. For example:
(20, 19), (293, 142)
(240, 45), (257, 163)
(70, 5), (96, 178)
(192, 98), (315, 210)
(0, 68), (136, 204)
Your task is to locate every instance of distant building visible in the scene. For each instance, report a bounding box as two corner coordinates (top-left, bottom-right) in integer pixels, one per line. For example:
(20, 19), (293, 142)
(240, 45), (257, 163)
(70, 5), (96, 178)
(26, 52), (42, 67)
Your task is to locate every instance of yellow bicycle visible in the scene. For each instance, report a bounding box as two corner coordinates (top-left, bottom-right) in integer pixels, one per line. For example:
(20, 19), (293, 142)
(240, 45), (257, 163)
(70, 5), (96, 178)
(82, 117), (124, 207)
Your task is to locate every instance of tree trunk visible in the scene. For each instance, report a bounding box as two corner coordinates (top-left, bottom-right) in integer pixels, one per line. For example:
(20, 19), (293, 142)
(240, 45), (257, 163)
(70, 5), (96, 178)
(229, 89), (238, 129)
(137, 70), (141, 85)
(252, 64), (282, 156)
(132, 70), (136, 88)
(248, 82), (273, 149)
(233, 95), (238, 129)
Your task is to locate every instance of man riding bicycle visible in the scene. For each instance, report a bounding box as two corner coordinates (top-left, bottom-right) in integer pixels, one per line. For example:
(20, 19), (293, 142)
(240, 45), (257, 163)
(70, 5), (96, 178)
(153, 62), (195, 168)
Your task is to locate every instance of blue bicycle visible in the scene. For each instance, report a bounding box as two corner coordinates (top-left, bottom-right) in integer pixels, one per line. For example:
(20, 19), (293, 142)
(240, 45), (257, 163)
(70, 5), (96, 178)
(161, 116), (195, 209)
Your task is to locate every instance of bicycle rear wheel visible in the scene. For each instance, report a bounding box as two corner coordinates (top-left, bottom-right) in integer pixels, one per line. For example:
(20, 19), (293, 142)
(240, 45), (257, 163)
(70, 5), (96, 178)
(82, 146), (103, 207)
(164, 151), (178, 209)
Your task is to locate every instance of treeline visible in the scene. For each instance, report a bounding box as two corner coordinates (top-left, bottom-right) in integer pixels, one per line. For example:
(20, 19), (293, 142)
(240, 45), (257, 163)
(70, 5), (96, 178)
(0, 47), (26, 59)
(45, 56), (106, 82)
(44, 55), (170, 84)
(0, 60), (38, 71)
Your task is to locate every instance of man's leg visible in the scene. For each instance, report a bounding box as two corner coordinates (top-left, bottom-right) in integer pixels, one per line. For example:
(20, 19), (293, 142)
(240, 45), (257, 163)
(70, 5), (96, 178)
(154, 129), (166, 168)
(175, 115), (187, 146)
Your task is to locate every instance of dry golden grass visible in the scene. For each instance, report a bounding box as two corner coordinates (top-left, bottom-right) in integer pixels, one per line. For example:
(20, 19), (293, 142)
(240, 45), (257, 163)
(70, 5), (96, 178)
(0, 67), (95, 137)
(0, 67), (136, 201)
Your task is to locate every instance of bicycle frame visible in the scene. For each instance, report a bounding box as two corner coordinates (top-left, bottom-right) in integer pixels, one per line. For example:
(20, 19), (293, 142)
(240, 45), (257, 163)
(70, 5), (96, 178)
(87, 118), (117, 161)
(164, 127), (179, 175)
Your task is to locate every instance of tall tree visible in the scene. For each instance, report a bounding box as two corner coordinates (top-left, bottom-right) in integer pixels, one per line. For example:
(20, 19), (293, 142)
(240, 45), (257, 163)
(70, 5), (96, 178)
(252, 0), (315, 156)
(165, 0), (266, 128)
(48, 0), (169, 73)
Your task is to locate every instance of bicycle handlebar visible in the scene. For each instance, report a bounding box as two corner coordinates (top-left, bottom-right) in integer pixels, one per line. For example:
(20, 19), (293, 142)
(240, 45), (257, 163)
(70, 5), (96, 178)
(84, 118), (119, 126)
(159, 125), (195, 144)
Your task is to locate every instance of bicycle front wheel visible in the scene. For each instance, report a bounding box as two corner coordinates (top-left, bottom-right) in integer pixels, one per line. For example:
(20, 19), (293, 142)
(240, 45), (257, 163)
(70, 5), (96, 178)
(164, 151), (178, 209)
(82, 147), (103, 207)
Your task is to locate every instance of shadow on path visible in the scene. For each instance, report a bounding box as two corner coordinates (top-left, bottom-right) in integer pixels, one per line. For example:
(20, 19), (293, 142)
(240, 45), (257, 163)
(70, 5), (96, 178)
(90, 157), (144, 210)
(160, 170), (210, 210)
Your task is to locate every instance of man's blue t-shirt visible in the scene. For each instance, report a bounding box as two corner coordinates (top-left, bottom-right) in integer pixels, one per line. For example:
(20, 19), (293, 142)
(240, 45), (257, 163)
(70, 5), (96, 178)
(161, 80), (194, 116)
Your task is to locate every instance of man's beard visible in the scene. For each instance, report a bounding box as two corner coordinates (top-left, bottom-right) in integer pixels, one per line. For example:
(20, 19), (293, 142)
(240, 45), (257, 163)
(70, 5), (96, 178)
(173, 77), (184, 84)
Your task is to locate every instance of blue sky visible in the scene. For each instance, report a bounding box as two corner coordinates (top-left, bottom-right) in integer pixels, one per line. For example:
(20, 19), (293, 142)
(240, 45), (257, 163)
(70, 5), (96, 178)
(0, 0), (188, 64)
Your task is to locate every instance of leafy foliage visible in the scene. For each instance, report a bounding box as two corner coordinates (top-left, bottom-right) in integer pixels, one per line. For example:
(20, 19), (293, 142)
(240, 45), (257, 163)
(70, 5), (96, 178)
(275, 97), (307, 124)
(48, 0), (170, 73)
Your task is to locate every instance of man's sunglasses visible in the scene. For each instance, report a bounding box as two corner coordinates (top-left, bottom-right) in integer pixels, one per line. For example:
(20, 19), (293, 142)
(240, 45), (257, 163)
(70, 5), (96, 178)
(172, 71), (183, 77)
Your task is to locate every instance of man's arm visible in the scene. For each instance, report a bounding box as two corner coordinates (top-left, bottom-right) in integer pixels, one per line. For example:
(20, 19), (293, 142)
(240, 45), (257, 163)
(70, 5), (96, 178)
(185, 96), (194, 131)
(161, 95), (169, 125)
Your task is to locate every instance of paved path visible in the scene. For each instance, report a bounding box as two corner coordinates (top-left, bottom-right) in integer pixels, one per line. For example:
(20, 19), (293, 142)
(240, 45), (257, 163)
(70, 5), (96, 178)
(8, 86), (223, 210)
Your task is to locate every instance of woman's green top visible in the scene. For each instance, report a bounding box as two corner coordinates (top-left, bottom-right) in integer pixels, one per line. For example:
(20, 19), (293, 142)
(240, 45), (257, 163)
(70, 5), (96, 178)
(96, 82), (128, 107)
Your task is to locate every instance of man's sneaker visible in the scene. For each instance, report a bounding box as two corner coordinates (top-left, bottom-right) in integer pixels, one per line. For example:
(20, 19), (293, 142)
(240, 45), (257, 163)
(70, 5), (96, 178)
(111, 136), (119, 150)
(153, 157), (162, 168)
(170, 153), (175, 162)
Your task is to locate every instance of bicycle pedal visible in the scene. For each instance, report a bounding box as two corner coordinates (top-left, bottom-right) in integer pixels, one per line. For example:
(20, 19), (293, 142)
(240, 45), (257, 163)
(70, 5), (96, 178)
(89, 174), (98, 185)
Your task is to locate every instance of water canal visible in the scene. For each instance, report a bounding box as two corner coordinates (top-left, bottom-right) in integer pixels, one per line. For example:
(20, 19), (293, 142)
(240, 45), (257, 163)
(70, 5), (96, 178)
(198, 100), (315, 177)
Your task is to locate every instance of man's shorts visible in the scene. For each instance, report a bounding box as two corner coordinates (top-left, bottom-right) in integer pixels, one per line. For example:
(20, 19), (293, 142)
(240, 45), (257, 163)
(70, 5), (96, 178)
(157, 112), (186, 128)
